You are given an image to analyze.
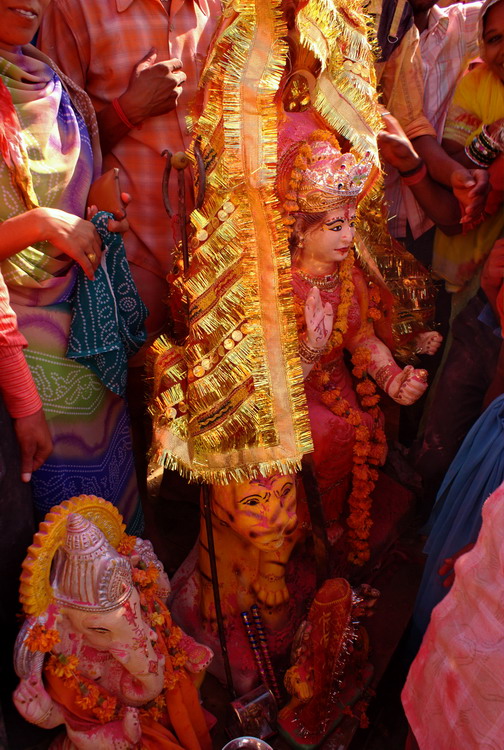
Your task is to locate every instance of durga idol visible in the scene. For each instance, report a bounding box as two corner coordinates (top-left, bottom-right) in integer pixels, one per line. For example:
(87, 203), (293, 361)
(280, 127), (429, 565)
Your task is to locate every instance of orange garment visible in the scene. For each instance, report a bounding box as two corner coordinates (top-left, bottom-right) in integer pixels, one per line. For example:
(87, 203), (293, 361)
(38, 0), (221, 281)
(44, 655), (211, 750)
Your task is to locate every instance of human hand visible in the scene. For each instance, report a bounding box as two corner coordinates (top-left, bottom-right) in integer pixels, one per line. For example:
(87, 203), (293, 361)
(34, 207), (101, 280)
(13, 672), (54, 726)
(87, 192), (131, 234)
(120, 48), (186, 125)
(13, 408), (53, 482)
(451, 167), (489, 225)
(387, 364), (428, 405)
(378, 114), (421, 173)
(304, 286), (333, 350)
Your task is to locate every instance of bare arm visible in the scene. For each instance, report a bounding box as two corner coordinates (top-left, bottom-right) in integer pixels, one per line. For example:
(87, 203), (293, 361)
(442, 137), (475, 168)
(378, 125), (462, 234)
(442, 116), (504, 168)
(412, 135), (464, 186)
(379, 115), (488, 231)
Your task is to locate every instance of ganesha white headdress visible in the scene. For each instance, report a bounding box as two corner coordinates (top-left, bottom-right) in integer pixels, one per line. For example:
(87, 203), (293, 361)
(278, 127), (373, 217)
(51, 514), (132, 612)
(18, 496), (128, 618)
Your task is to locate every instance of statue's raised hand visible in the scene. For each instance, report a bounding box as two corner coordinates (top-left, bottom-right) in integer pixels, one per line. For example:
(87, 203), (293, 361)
(413, 331), (443, 356)
(304, 286), (333, 350)
(13, 672), (55, 727)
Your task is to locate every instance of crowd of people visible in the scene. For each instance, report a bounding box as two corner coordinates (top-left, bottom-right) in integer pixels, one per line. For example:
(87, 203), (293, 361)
(0, 0), (503, 748)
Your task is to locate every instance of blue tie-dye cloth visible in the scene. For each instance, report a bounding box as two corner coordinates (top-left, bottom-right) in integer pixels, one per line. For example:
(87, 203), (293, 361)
(67, 212), (149, 396)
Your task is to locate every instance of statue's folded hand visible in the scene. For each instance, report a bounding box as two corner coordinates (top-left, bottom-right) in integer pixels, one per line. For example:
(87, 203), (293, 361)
(387, 365), (428, 405)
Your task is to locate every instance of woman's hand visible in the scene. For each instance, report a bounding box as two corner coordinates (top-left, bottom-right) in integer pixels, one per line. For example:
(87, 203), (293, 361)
(450, 167), (489, 225)
(304, 286), (333, 350)
(387, 364), (428, 405)
(34, 207), (101, 280)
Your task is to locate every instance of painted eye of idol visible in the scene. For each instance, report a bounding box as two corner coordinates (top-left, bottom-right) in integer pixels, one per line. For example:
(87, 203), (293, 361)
(88, 627), (111, 635)
(323, 214), (356, 232)
(279, 481), (294, 498)
(239, 493), (268, 507)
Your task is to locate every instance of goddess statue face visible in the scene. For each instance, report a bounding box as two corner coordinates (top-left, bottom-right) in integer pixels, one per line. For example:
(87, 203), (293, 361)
(299, 200), (357, 274)
(212, 474), (297, 551)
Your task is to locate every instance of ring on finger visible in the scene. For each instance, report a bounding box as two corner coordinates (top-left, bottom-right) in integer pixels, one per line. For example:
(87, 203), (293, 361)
(86, 251), (97, 263)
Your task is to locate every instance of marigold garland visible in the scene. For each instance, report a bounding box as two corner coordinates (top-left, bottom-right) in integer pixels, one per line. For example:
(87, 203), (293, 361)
(25, 623), (60, 653)
(117, 533), (137, 556)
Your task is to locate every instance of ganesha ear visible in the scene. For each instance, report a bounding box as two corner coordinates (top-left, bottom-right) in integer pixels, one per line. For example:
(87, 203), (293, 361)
(14, 617), (49, 681)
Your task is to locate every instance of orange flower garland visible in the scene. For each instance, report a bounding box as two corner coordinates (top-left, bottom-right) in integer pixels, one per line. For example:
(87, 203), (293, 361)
(25, 622), (60, 653)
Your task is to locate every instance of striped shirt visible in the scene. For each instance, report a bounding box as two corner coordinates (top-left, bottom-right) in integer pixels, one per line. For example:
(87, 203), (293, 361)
(38, 0), (221, 279)
(385, 2), (482, 240)
(0, 270), (41, 418)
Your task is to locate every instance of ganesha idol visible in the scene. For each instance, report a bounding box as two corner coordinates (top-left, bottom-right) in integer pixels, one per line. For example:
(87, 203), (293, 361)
(278, 122), (440, 566)
(13, 495), (213, 750)
(169, 473), (316, 694)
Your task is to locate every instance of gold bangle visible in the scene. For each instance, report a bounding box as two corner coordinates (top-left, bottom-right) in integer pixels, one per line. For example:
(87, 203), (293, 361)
(32, 705), (53, 726)
(299, 337), (324, 364)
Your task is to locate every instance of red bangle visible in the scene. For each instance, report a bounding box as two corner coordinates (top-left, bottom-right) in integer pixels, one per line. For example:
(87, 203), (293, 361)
(112, 98), (142, 130)
(401, 163), (427, 186)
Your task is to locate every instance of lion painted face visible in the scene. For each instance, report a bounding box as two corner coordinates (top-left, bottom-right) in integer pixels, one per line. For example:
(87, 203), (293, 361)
(212, 474), (298, 551)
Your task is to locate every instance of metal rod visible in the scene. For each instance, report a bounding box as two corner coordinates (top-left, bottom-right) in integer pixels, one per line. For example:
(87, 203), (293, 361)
(203, 484), (236, 698)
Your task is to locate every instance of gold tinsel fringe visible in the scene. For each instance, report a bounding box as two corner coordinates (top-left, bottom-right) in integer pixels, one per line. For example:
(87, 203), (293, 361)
(153, 450), (305, 486)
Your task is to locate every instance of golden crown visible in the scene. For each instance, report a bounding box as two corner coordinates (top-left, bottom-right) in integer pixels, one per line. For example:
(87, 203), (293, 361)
(279, 129), (373, 216)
